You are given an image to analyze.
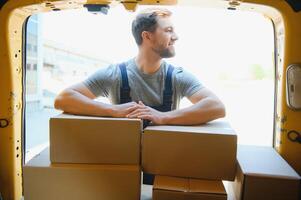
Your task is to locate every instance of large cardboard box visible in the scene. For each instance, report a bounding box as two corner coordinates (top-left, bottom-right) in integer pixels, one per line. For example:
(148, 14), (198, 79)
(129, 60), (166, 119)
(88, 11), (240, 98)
(50, 114), (142, 164)
(230, 145), (301, 200)
(23, 148), (141, 200)
(153, 175), (227, 200)
(142, 121), (237, 181)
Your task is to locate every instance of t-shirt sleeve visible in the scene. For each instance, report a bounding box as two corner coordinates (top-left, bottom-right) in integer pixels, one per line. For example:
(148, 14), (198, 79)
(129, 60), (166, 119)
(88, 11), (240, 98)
(175, 68), (204, 98)
(83, 64), (119, 97)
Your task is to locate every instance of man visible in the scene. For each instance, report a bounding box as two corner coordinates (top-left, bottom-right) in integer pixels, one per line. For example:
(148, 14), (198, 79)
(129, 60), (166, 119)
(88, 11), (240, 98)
(54, 8), (225, 125)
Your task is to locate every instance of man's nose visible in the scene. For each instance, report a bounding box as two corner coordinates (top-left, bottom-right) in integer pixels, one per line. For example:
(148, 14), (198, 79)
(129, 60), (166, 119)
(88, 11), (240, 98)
(172, 32), (179, 41)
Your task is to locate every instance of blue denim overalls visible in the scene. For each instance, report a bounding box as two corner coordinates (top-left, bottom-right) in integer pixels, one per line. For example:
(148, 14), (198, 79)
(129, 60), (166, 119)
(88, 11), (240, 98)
(118, 62), (174, 185)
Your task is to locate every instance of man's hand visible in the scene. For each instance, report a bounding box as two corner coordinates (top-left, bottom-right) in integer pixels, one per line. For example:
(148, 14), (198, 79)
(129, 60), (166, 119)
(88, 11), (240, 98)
(110, 102), (141, 118)
(126, 101), (168, 125)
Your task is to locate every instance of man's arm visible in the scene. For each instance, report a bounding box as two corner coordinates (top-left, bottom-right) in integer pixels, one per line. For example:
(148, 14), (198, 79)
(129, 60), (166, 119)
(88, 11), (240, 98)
(127, 88), (225, 125)
(54, 83), (139, 118)
(163, 88), (225, 125)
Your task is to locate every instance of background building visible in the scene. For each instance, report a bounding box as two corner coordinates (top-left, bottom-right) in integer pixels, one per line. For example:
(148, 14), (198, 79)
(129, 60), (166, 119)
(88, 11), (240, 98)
(25, 15), (110, 155)
(26, 15), (43, 112)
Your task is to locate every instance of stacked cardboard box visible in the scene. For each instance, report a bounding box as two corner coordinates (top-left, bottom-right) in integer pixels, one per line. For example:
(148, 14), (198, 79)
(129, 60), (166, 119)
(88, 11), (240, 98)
(24, 149), (141, 200)
(142, 121), (237, 199)
(49, 114), (141, 164)
(229, 145), (301, 200)
(23, 113), (301, 200)
(24, 114), (142, 200)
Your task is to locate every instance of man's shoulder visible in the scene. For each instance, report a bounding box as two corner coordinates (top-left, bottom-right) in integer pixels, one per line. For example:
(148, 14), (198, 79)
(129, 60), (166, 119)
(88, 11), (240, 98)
(164, 63), (199, 83)
(89, 62), (123, 81)
(164, 62), (184, 74)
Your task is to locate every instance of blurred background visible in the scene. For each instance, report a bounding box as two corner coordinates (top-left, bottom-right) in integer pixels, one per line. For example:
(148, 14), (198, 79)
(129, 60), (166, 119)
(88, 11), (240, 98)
(25, 5), (275, 161)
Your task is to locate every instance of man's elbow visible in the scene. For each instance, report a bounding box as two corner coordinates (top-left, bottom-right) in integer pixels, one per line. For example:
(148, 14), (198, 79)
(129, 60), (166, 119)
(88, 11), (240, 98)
(211, 98), (226, 119)
(54, 90), (70, 110)
(54, 95), (63, 110)
(217, 101), (226, 118)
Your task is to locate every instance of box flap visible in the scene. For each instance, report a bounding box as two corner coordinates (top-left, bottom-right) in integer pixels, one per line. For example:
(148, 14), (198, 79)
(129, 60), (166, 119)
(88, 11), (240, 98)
(237, 145), (300, 180)
(189, 179), (227, 195)
(154, 176), (227, 195)
(153, 176), (188, 192)
(145, 120), (236, 136)
(53, 113), (142, 123)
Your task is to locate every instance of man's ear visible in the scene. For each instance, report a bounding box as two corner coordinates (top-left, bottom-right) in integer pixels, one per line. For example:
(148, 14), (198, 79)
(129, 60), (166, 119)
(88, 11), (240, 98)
(141, 31), (152, 43)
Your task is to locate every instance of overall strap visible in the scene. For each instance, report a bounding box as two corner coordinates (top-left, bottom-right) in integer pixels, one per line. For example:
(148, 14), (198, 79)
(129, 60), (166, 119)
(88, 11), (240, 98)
(162, 64), (175, 108)
(119, 63), (132, 103)
(142, 65), (175, 185)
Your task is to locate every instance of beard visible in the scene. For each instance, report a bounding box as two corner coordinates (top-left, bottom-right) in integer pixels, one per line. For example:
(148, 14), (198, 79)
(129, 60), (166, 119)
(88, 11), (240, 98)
(152, 45), (175, 58)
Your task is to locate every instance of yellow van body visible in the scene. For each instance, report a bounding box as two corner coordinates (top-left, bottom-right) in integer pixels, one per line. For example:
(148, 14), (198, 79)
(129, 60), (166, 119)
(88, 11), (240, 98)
(0, 0), (300, 199)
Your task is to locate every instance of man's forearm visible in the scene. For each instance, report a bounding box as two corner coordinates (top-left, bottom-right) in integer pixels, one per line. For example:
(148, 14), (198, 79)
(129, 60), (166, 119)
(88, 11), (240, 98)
(54, 90), (113, 117)
(163, 97), (225, 125)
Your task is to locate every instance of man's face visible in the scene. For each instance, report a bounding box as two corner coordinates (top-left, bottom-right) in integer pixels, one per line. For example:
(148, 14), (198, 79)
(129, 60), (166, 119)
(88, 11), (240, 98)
(149, 16), (178, 58)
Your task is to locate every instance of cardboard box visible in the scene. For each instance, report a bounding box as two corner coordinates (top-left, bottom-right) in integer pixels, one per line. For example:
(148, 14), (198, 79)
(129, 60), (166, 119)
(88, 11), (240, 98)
(230, 145), (301, 200)
(24, 148), (141, 200)
(142, 121), (237, 180)
(50, 114), (142, 164)
(153, 175), (227, 200)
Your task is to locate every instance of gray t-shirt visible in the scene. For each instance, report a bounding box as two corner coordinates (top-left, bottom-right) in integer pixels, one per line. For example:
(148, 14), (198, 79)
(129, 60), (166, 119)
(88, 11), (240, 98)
(83, 58), (203, 110)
